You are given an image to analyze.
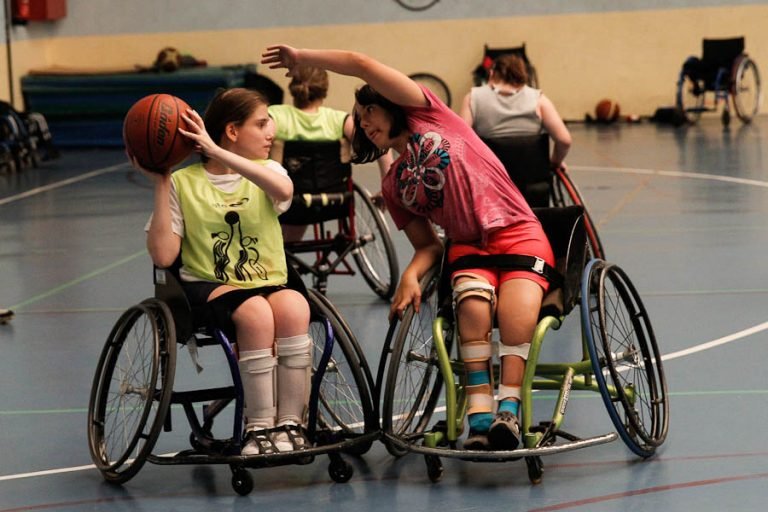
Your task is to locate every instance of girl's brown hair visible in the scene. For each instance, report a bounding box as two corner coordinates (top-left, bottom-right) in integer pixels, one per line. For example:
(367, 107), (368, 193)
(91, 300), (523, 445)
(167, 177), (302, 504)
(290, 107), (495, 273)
(350, 84), (408, 164)
(491, 54), (529, 87)
(202, 87), (268, 162)
(288, 65), (329, 109)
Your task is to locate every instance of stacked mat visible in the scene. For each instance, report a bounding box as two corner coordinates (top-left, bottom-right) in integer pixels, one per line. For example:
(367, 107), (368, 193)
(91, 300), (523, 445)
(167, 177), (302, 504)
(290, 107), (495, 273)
(21, 65), (256, 147)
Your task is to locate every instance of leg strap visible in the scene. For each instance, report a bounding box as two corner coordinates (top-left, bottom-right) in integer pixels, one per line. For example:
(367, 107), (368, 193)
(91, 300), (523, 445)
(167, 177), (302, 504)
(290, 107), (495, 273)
(497, 384), (521, 402)
(460, 339), (493, 363)
(452, 278), (496, 310)
(239, 348), (277, 429)
(498, 342), (531, 361)
(461, 340), (495, 415)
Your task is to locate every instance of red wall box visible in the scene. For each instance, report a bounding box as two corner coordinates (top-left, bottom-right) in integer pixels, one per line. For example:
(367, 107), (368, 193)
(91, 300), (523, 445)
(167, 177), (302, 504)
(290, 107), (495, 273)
(12, 0), (67, 21)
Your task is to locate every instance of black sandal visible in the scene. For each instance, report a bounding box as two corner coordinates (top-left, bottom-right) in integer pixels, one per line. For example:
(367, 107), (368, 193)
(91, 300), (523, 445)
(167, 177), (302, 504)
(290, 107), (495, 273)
(242, 429), (279, 455)
(282, 424), (310, 451)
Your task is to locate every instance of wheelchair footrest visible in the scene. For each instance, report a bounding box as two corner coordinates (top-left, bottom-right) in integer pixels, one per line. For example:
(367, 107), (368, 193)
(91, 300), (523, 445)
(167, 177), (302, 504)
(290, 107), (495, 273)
(383, 431), (618, 461)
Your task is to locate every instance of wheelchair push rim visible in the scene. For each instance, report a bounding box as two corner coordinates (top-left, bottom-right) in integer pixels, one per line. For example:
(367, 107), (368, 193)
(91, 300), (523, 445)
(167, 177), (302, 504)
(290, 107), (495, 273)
(732, 56), (762, 123)
(308, 288), (379, 448)
(381, 265), (445, 455)
(351, 182), (399, 300)
(87, 299), (177, 483)
(581, 259), (669, 458)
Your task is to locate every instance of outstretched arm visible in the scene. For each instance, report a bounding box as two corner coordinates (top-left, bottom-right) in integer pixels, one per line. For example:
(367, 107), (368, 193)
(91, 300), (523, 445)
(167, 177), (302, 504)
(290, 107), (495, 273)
(262, 45), (428, 108)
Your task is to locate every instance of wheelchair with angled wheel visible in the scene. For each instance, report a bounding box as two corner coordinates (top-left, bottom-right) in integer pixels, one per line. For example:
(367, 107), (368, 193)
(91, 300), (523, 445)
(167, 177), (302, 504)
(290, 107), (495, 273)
(276, 139), (399, 300)
(676, 36), (762, 125)
(376, 205), (668, 484)
(87, 263), (379, 495)
(482, 133), (605, 260)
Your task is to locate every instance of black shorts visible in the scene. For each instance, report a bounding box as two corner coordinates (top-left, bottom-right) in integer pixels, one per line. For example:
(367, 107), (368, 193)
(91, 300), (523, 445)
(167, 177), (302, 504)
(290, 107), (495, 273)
(181, 281), (287, 343)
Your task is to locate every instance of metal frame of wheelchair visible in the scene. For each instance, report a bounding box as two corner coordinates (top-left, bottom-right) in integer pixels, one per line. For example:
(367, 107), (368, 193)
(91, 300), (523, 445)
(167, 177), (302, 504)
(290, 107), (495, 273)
(376, 206), (668, 484)
(86, 267), (379, 495)
(676, 37), (762, 125)
(279, 140), (399, 300)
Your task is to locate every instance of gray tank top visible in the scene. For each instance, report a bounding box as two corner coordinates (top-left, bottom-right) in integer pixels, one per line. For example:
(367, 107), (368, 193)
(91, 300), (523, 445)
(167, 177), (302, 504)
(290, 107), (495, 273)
(470, 85), (543, 139)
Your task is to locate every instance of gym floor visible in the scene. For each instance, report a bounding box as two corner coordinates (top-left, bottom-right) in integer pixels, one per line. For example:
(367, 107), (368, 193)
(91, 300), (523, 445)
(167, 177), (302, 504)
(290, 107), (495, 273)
(2, 116), (768, 511)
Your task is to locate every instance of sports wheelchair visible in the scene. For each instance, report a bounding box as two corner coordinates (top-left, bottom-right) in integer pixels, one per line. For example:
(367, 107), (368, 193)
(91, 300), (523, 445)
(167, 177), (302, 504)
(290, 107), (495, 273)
(87, 264), (379, 495)
(376, 206), (668, 484)
(482, 133), (605, 260)
(277, 139), (399, 300)
(676, 37), (761, 125)
(472, 43), (538, 88)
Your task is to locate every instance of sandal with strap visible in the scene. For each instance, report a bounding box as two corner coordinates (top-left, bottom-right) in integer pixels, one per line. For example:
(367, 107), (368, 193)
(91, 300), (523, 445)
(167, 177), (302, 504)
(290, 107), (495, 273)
(282, 424), (311, 451)
(242, 429), (278, 456)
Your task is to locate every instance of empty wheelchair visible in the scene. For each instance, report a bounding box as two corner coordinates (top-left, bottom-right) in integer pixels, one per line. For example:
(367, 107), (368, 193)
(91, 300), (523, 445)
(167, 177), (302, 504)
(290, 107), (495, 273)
(87, 264), (379, 495)
(277, 139), (399, 300)
(482, 133), (605, 260)
(473, 43), (538, 88)
(377, 206), (668, 483)
(676, 36), (761, 125)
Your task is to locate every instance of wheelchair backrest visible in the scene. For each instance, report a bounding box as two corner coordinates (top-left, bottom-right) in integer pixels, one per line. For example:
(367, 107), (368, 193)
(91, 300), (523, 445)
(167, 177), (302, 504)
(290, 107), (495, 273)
(702, 37), (744, 72)
(482, 134), (551, 208)
(281, 140), (351, 194)
(532, 205), (587, 316)
(278, 140), (353, 225)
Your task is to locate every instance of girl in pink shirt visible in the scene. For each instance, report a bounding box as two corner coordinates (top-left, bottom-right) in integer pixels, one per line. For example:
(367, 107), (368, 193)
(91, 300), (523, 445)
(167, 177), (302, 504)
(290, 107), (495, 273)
(263, 45), (555, 451)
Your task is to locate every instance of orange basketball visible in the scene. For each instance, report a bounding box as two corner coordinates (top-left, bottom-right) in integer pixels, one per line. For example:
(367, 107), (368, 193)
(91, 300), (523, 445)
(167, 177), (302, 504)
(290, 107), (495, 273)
(595, 99), (620, 123)
(123, 94), (194, 173)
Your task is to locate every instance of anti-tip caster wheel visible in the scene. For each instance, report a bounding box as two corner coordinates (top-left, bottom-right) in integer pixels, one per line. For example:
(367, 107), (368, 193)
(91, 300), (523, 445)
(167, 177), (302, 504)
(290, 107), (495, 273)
(329, 459), (354, 483)
(231, 467), (254, 496)
(526, 456), (544, 485)
(425, 455), (443, 483)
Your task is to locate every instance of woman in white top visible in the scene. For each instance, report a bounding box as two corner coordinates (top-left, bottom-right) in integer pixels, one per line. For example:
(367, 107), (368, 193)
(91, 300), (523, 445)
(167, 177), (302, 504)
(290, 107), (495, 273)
(460, 53), (571, 171)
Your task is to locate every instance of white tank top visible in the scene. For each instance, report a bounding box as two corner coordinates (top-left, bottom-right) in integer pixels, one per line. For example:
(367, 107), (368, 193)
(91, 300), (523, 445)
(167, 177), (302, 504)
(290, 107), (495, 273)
(470, 84), (543, 140)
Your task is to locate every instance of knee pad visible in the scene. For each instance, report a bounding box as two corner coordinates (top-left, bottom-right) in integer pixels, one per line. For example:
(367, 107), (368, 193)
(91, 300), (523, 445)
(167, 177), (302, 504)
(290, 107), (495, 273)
(276, 334), (313, 369)
(239, 348), (277, 429)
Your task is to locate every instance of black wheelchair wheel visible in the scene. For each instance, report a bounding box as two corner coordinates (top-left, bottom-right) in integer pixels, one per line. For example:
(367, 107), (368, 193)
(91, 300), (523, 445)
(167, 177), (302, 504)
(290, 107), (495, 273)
(382, 265), (444, 457)
(351, 182), (399, 300)
(394, 0), (439, 11)
(676, 72), (706, 124)
(551, 167), (605, 260)
(732, 56), (761, 123)
(87, 299), (176, 483)
(408, 73), (452, 108)
(581, 260), (669, 458)
(308, 289), (378, 453)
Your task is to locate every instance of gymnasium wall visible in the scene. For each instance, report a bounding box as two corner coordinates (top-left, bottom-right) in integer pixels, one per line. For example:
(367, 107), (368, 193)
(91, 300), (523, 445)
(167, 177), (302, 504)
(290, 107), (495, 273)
(1, 1), (766, 120)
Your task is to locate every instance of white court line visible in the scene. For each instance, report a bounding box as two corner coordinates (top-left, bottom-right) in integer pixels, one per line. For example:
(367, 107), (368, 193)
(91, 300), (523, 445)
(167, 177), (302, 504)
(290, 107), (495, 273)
(661, 320), (768, 362)
(0, 465), (97, 481)
(0, 163), (127, 207)
(571, 165), (768, 189)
